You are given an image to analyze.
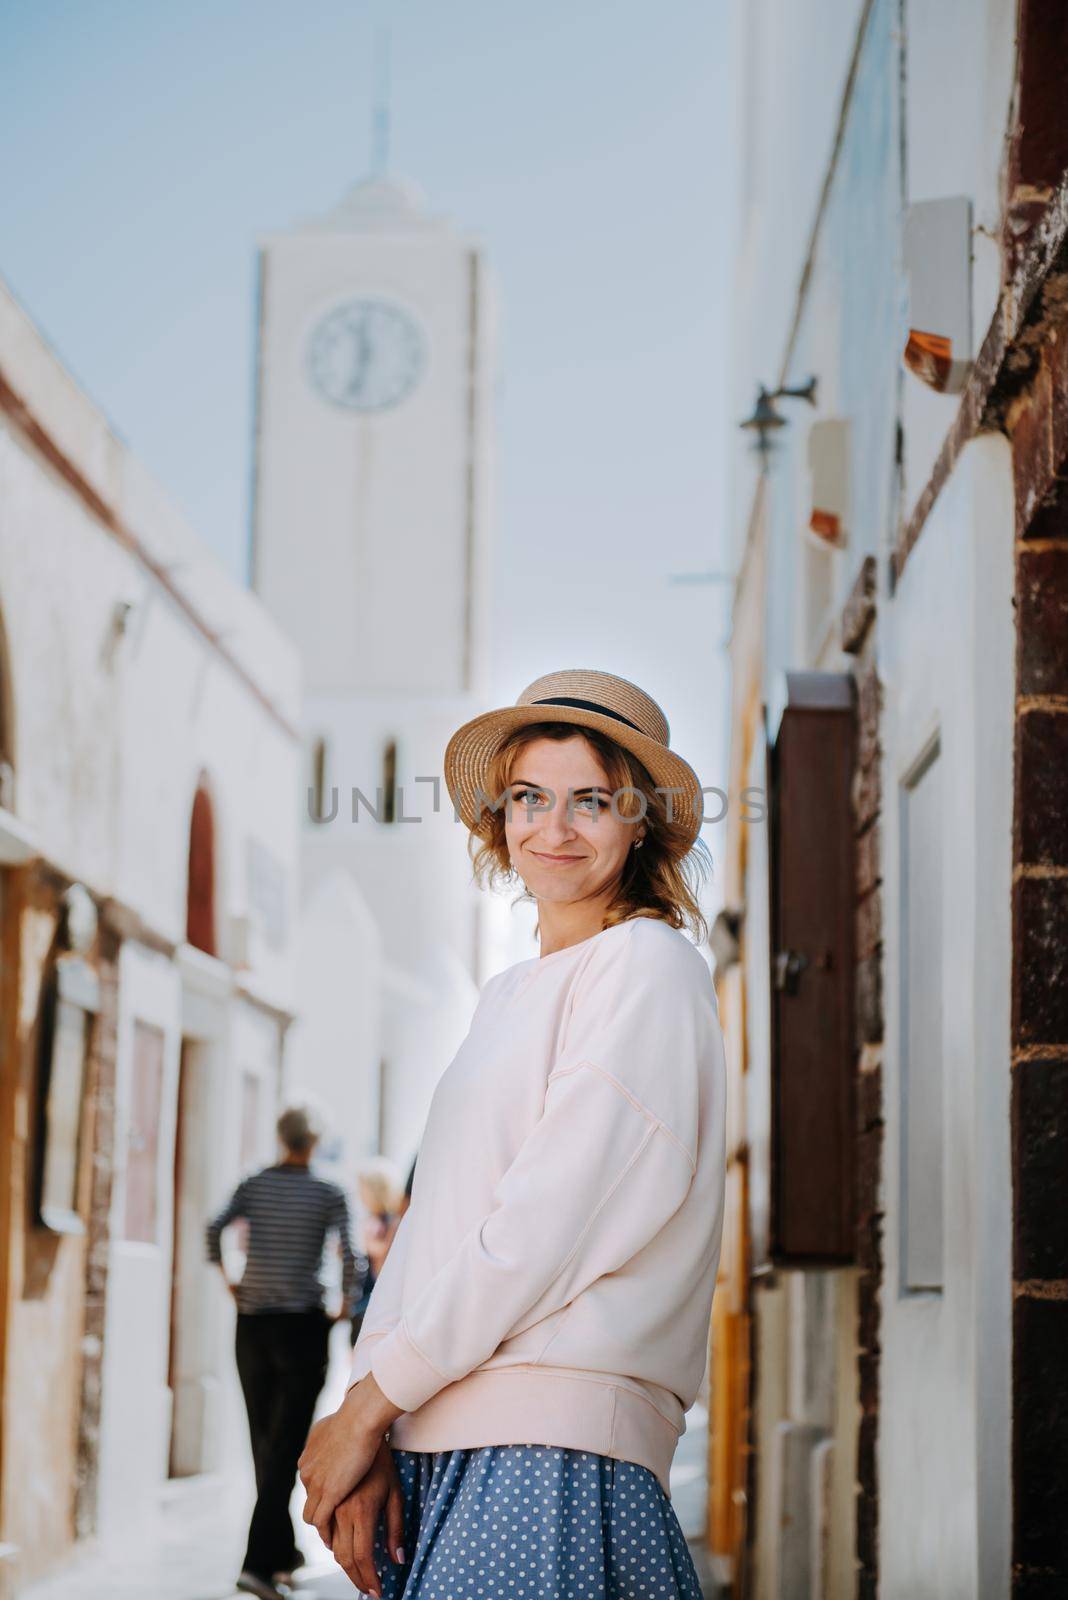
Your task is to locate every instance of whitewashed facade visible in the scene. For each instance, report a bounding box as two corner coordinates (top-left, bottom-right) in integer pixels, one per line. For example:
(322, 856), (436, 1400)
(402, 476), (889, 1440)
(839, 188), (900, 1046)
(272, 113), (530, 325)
(0, 274), (300, 1593)
(713, 2), (1018, 1594)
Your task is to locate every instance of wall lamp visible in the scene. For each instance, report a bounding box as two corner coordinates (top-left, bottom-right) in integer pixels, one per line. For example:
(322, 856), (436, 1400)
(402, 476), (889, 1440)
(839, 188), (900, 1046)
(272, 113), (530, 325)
(739, 377), (819, 468)
(710, 906), (744, 976)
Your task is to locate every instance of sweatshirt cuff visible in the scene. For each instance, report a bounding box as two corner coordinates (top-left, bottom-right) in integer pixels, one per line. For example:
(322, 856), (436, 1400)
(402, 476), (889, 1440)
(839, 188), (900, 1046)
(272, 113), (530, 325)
(368, 1319), (449, 1413)
(347, 1327), (390, 1390)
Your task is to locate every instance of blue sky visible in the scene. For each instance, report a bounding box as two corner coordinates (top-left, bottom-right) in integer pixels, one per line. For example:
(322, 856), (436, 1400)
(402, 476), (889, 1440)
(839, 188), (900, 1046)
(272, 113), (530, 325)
(2, 0), (736, 886)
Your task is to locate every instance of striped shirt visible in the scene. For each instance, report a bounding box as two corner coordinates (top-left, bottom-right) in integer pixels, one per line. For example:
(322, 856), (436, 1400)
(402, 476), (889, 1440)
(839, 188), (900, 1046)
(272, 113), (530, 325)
(205, 1162), (367, 1315)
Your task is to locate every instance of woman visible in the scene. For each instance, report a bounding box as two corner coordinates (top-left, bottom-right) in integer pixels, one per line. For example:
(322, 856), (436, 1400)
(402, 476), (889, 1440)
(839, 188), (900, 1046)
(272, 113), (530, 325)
(350, 1159), (404, 1350)
(299, 668), (727, 1599)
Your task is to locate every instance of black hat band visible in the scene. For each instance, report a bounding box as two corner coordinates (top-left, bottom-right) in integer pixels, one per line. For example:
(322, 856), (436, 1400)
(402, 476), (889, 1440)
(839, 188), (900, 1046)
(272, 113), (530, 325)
(530, 696), (645, 735)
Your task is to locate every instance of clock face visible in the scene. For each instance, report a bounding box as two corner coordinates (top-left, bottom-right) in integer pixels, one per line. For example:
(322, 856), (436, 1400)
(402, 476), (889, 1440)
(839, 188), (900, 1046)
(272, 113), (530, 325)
(305, 299), (427, 413)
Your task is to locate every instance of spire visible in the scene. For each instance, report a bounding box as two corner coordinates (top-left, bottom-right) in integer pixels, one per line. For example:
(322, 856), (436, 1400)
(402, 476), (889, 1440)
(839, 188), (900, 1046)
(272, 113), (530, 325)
(291, 3), (449, 237)
(370, 0), (392, 178)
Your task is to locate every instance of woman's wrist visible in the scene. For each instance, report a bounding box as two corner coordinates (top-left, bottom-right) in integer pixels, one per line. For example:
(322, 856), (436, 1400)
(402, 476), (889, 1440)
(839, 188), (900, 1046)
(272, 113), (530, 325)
(343, 1371), (404, 1436)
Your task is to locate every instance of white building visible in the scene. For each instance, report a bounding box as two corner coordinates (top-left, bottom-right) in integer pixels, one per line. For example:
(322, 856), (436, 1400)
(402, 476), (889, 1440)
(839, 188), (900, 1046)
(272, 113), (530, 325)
(0, 273), (301, 1595)
(708, 0), (1052, 1595)
(250, 176), (501, 1186)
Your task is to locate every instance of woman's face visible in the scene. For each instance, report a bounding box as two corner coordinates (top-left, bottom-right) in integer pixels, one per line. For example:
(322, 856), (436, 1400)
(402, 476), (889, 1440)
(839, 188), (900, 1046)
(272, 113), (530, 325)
(503, 734), (644, 906)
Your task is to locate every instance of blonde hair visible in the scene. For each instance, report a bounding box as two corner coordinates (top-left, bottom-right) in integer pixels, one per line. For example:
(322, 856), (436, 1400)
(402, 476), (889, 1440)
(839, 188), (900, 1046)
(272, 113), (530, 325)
(358, 1155), (402, 1214)
(468, 722), (711, 944)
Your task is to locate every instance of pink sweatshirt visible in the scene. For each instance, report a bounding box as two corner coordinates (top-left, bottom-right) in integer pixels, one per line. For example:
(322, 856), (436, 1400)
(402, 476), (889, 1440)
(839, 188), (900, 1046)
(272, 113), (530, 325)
(348, 915), (727, 1496)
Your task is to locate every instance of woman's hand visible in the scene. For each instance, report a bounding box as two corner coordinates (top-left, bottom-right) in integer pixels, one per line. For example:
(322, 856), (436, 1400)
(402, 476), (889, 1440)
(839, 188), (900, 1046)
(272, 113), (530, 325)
(331, 1437), (406, 1598)
(298, 1376), (404, 1548)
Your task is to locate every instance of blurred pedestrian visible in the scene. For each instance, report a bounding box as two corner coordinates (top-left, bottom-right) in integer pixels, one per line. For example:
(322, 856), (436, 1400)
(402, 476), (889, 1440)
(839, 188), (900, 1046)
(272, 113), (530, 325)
(349, 1158), (404, 1349)
(206, 1100), (368, 1600)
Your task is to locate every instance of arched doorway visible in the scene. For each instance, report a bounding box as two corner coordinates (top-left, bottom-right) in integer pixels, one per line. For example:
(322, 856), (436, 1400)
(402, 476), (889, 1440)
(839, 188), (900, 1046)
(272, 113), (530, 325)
(186, 779), (216, 956)
(168, 775), (220, 1477)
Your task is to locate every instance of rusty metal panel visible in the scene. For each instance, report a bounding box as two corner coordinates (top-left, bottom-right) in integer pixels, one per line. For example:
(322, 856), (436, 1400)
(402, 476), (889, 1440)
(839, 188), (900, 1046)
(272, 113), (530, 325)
(767, 672), (857, 1264)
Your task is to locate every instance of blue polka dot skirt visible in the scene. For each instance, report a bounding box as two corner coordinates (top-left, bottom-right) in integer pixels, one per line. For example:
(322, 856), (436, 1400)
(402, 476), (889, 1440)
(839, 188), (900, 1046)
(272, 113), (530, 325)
(366, 1443), (705, 1598)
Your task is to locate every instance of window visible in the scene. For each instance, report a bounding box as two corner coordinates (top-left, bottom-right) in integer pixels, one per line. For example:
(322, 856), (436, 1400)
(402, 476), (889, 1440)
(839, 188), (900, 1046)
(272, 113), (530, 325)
(382, 737), (397, 824)
(899, 734), (944, 1292)
(310, 735), (336, 823)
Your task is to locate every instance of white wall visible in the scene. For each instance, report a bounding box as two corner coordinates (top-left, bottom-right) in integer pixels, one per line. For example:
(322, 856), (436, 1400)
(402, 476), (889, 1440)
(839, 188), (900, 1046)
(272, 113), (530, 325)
(878, 434), (1013, 1598)
(0, 269), (301, 1554)
(379, 945), (480, 1175)
(726, 0), (869, 574)
(285, 869), (384, 1184)
(97, 942), (182, 1538)
(900, 0), (1016, 509)
(727, 0), (1017, 567)
(725, 1), (1017, 1591)
(299, 687), (486, 977)
(99, 922), (291, 1535)
(0, 280), (300, 1011)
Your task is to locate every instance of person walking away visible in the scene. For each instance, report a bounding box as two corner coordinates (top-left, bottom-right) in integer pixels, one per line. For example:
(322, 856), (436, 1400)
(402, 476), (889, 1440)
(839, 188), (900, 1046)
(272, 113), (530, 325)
(206, 1101), (368, 1600)
(350, 1158), (404, 1350)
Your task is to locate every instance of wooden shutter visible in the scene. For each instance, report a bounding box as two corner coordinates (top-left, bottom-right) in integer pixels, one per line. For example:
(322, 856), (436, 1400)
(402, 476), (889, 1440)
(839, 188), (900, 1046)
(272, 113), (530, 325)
(766, 671), (857, 1264)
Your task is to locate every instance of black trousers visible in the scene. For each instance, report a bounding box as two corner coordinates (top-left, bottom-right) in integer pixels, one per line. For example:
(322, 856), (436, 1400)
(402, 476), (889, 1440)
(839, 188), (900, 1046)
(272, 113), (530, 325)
(234, 1309), (331, 1580)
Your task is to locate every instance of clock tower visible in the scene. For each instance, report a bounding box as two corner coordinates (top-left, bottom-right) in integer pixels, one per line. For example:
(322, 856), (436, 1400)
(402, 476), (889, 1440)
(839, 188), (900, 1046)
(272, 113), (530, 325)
(250, 176), (495, 1173)
(251, 175), (491, 696)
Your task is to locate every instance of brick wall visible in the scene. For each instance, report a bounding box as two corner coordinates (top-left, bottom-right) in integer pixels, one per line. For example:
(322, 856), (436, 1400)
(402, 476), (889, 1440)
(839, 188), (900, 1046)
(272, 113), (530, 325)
(1005, 0), (1068, 278)
(1005, 18), (1068, 1583)
(841, 553), (884, 1600)
(1007, 331), (1068, 1598)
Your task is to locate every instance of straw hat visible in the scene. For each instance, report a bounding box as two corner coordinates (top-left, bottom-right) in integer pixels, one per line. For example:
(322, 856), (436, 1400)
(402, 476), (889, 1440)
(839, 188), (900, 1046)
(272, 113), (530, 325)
(444, 669), (705, 848)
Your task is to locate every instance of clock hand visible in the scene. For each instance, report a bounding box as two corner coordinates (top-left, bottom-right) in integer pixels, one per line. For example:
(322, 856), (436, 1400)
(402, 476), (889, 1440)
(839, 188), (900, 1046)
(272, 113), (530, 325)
(347, 319), (373, 401)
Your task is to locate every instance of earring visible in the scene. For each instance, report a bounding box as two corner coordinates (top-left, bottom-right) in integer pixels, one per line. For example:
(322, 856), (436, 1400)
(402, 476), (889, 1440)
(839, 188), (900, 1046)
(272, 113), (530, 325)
(634, 837), (645, 850)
